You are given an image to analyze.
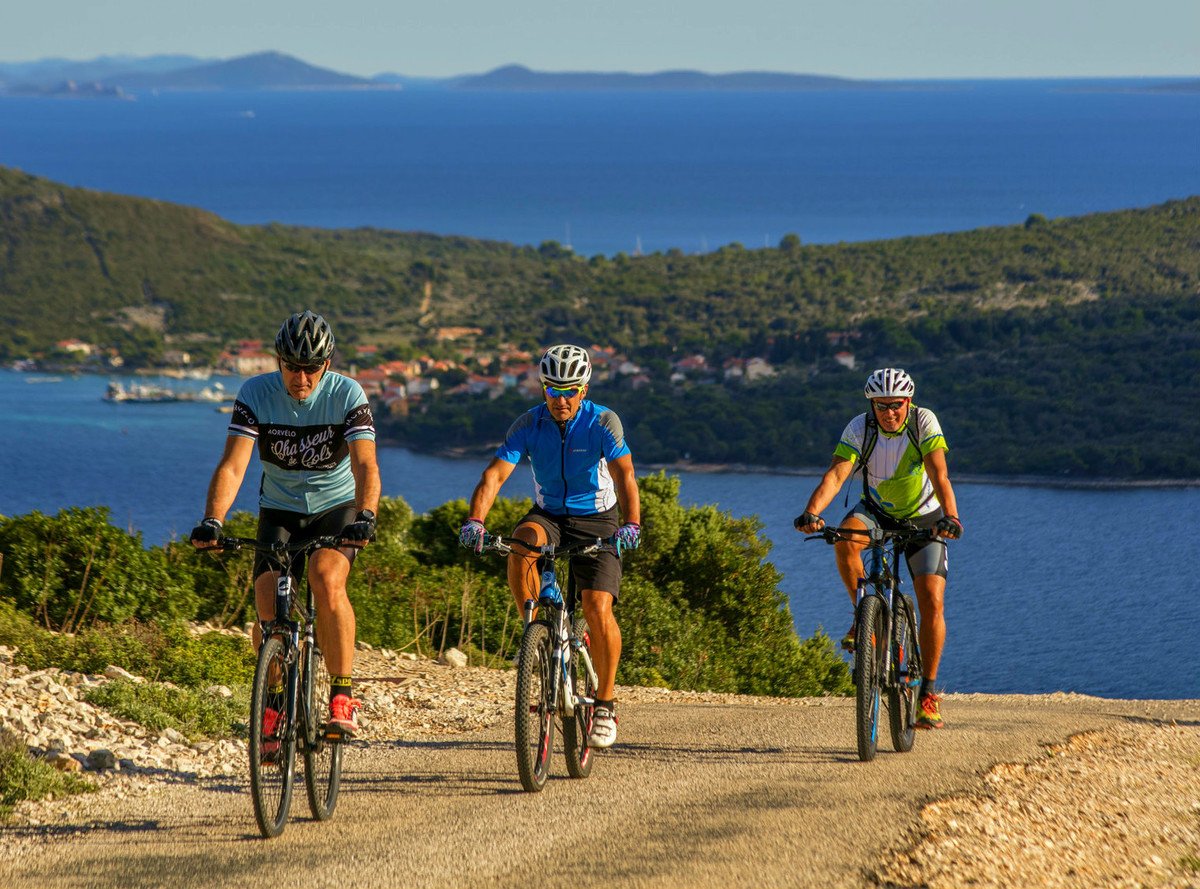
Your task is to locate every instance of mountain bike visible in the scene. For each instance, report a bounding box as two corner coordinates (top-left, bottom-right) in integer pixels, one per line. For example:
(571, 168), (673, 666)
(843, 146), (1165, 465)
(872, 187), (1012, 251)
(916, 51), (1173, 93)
(213, 535), (356, 837)
(477, 535), (615, 792)
(809, 526), (931, 762)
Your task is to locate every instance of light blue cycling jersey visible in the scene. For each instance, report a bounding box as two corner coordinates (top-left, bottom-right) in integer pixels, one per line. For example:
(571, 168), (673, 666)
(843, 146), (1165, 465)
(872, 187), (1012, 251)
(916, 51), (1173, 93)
(228, 370), (375, 514)
(496, 400), (631, 515)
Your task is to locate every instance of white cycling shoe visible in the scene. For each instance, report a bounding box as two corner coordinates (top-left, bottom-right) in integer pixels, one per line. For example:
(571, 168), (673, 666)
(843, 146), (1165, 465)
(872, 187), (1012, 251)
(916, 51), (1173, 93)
(588, 706), (618, 748)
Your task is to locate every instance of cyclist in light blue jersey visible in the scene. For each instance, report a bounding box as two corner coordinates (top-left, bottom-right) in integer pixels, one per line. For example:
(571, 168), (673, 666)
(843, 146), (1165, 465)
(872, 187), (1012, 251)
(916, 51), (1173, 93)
(460, 344), (641, 748)
(192, 310), (380, 737)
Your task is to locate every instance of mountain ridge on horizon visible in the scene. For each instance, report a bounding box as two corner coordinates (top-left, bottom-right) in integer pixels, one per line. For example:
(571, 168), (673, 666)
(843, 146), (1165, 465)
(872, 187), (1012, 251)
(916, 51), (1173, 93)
(3, 51), (1194, 95)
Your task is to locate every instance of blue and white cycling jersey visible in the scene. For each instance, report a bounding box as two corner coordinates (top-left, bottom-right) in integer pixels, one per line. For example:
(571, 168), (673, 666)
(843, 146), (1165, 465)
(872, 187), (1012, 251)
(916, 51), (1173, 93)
(496, 400), (631, 515)
(228, 371), (375, 514)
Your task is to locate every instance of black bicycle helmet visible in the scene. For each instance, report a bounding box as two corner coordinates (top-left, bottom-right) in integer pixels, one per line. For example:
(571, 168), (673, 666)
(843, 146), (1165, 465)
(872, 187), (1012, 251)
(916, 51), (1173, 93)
(275, 310), (335, 365)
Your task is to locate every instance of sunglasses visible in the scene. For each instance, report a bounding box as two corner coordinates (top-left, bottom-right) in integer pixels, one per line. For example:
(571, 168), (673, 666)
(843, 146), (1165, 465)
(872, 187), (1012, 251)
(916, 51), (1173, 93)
(281, 359), (326, 374)
(872, 400), (908, 412)
(544, 384), (584, 399)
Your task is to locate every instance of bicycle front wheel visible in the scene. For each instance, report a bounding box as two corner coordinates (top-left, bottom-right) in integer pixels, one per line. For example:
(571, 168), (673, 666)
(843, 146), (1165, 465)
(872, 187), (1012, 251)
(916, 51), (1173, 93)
(302, 640), (342, 820)
(514, 621), (554, 792)
(562, 615), (595, 780)
(249, 634), (296, 837)
(854, 594), (885, 762)
(888, 594), (921, 753)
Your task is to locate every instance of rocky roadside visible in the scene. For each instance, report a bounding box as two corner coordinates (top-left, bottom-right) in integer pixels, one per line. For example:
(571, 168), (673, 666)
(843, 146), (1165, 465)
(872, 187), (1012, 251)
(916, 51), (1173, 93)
(2, 637), (1198, 888)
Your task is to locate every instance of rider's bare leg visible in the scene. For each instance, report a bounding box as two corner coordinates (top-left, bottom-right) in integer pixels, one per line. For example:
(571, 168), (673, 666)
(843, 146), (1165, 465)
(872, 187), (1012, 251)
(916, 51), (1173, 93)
(582, 588), (621, 701)
(912, 573), (946, 681)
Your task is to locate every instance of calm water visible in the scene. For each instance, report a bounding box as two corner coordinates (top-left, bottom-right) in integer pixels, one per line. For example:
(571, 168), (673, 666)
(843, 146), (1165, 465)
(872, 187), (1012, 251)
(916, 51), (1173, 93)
(1, 371), (1196, 698)
(1, 83), (1198, 255)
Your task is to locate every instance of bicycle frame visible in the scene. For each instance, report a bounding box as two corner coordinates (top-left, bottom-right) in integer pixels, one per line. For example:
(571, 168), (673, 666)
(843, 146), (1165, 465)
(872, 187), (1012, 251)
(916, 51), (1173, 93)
(219, 537), (348, 745)
(856, 528), (904, 690)
(487, 536), (603, 717)
(809, 524), (931, 760)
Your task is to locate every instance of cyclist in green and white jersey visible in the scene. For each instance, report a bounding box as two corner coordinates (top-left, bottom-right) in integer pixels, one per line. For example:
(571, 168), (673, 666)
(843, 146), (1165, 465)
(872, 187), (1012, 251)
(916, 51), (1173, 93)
(794, 368), (962, 729)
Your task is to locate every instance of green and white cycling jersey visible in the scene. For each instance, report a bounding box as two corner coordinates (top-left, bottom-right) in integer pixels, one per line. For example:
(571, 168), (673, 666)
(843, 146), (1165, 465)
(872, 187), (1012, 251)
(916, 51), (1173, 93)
(228, 370), (375, 514)
(833, 409), (948, 519)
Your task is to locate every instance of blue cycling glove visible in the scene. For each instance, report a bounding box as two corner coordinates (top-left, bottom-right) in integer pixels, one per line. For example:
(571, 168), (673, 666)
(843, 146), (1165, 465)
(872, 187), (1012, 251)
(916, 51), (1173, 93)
(459, 518), (487, 554)
(614, 522), (641, 554)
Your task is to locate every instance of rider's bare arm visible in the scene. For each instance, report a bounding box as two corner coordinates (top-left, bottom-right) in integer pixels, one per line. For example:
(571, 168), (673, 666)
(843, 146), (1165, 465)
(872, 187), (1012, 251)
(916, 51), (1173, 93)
(349, 438), (381, 516)
(467, 457), (518, 524)
(195, 436), (256, 547)
(797, 456), (856, 531)
(608, 453), (641, 526)
(922, 448), (960, 537)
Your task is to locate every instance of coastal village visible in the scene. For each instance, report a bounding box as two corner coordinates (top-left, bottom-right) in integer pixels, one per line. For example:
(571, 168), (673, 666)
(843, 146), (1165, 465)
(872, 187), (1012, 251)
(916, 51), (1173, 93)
(12, 330), (843, 412)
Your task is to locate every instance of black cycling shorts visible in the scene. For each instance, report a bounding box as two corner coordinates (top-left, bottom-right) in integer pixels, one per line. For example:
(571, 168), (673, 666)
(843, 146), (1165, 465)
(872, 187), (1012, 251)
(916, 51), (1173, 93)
(516, 505), (623, 601)
(253, 501), (359, 583)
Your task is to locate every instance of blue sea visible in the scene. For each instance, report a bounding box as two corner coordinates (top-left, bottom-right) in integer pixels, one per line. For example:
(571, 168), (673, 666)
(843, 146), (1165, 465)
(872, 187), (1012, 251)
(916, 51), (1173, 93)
(1, 81), (1198, 255)
(1, 83), (1198, 699)
(1, 372), (1197, 699)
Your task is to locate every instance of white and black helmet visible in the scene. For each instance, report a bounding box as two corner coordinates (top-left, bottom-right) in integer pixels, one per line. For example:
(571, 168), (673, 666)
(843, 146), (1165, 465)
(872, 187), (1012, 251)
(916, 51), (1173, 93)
(276, 310), (335, 365)
(864, 367), (915, 399)
(538, 344), (592, 387)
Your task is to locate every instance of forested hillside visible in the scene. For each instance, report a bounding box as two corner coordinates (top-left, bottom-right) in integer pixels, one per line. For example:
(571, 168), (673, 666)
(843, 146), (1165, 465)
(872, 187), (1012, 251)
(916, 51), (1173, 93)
(2, 166), (1198, 476)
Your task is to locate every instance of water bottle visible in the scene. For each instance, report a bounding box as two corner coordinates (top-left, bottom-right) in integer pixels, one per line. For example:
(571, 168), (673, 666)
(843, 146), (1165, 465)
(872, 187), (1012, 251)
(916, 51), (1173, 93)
(539, 570), (563, 606)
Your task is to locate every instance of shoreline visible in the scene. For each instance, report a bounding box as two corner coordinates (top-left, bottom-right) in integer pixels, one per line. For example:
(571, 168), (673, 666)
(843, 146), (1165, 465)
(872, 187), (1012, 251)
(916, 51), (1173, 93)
(387, 438), (1200, 490)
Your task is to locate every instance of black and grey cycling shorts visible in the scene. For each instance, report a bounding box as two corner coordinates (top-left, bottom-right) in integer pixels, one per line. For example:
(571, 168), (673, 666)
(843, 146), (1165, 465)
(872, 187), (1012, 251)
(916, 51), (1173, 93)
(840, 502), (949, 579)
(253, 501), (359, 583)
(515, 505), (622, 600)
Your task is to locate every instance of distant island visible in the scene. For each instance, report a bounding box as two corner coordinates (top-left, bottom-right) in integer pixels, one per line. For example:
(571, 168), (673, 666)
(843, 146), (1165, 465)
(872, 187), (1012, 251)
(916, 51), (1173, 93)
(7, 51), (1190, 97)
(449, 64), (880, 91)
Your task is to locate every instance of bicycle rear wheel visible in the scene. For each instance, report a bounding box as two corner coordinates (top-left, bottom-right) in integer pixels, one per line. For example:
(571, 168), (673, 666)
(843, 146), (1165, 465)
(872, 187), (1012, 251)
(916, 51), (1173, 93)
(854, 594), (885, 762)
(562, 616), (595, 779)
(249, 635), (296, 837)
(302, 639), (342, 820)
(514, 621), (554, 792)
(888, 594), (921, 753)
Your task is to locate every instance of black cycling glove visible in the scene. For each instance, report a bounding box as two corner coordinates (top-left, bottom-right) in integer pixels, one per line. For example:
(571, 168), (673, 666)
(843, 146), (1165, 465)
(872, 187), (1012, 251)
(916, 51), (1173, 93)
(190, 517), (222, 545)
(341, 509), (377, 542)
(935, 515), (963, 539)
(794, 512), (823, 531)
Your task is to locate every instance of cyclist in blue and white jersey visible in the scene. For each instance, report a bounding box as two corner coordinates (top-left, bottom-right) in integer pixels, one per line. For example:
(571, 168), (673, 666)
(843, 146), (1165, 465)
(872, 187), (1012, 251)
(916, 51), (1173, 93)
(794, 368), (962, 730)
(191, 310), (380, 737)
(459, 344), (641, 748)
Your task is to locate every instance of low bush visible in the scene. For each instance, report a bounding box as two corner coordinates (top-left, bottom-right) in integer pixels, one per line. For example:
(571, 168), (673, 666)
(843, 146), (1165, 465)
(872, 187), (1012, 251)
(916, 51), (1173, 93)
(83, 680), (248, 740)
(0, 730), (94, 818)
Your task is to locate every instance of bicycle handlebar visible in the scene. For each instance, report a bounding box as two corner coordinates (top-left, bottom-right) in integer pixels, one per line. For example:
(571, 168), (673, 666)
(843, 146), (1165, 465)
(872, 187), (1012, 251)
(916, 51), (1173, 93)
(807, 526), (939, 546)
(211, 535), (364, 554)
(478, 534), (619, 558)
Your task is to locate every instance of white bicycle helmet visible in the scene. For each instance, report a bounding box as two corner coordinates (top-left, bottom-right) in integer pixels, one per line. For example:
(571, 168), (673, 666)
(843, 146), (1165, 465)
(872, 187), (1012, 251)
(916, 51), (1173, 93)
(538, 344), (592, 387)
(864, 367), (915, 399)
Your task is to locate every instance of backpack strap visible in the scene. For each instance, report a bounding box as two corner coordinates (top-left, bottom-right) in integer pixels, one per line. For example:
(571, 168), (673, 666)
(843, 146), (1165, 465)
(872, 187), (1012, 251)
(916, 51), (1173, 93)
(858, 404), (924, 507)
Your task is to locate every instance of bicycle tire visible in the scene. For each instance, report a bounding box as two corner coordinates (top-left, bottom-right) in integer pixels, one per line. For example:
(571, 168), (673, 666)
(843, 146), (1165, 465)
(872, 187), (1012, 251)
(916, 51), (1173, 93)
(562, 615), (595, 779)
(854, 593), (885, 762)
(302, 639), (342, 820)
(249, 634), (296, 837)
(888, 594), (920, 753)
(514, 620), (554, 792)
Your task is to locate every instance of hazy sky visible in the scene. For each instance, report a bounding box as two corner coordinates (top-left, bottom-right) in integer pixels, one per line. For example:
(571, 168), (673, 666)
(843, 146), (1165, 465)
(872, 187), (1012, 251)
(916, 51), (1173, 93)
(4, 0), (1198, 78)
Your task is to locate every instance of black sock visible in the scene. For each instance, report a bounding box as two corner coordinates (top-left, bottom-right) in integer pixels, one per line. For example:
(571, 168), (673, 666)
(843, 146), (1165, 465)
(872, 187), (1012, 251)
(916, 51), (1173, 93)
(593, 698), (615, 713)
(920, 679), (938, 699)
(330, 676), (353, 703)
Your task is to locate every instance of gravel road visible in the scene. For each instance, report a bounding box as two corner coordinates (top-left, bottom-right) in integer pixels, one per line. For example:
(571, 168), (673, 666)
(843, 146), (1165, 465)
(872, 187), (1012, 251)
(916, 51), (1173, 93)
(2, 652), (1197, 889)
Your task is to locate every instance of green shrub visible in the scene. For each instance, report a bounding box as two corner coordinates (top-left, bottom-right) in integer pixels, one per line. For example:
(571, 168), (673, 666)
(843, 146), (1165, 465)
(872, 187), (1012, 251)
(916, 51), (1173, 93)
(0, 507), (198, 631)
(0, 613), (254, 690)
(84, 680), (248, 740)
(0, 730), (94, 818)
